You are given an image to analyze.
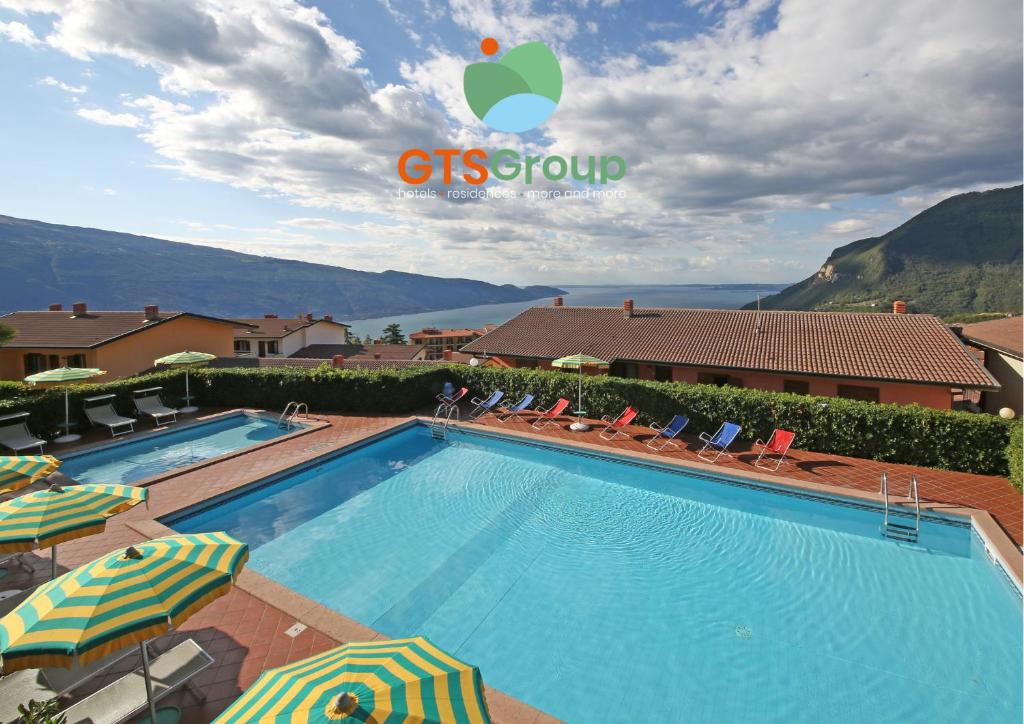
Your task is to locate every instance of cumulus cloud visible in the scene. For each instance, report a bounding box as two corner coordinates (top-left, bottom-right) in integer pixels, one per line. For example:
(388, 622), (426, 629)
(0, 20), (40, 45)
(0, 0), (1020, 283)
(824, 219), (873, 235)
(39, 75), (86, 93)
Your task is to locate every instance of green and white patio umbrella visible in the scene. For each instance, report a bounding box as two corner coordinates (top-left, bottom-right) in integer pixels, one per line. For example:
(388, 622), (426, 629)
(551, 354), (610, 418)
(214, 636), (491, 724)
(24, 367), (106, 444)
(0, 532), (249, 724)
(154, 351), (216, 413)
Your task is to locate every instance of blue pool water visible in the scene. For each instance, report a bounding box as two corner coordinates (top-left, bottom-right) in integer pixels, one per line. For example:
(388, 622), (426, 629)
(168, 426), (1023, 723)
(61, 414), (292, 485)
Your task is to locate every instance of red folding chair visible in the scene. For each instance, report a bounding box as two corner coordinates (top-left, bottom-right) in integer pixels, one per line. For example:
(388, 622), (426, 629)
(599, 406), (638, 441)
(754, 428), (795, 471)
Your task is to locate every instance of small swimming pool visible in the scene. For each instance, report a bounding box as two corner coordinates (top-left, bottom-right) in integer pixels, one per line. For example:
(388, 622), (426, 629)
(61, 413), (297, 485)
(167, 424), (1023, 723)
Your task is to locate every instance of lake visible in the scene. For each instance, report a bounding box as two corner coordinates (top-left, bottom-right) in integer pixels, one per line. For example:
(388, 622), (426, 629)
(347, 284), (788, 340)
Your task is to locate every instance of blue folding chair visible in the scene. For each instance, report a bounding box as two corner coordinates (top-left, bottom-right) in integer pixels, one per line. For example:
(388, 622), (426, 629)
(496, 393), (534, 423)
(468, 390), (504, 420)
(646, 414), (689, 451)
(697, 422), (741, 462)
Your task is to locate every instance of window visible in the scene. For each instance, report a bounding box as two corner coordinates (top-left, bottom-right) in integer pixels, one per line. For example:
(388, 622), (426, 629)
(783, 380), (810, 395)
(610, 362), (639, 379)
(266, 341), (279, 355)
(23, 353), (46, 375)
(654, 365), (674, 382)
(65, 354), (86, 367)
(48, 355), (60, 369)
(698, 373), (742, 388)
(234, 340), (251, 354)
(837, 384), (880, 403)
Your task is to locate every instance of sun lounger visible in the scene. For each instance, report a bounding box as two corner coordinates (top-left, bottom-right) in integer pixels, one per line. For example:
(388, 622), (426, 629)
(0, 641), (136, 723)
(647, 414), (689, 451)
(754, 428), (796, 471)
(599, 406), (638, 440)
(61, 639), (212, 724)
(495, 393), (534, 423)
(132, 388), (178, 427)
(698, 422), (742, 462)
(0, 412), (45, 453)
(468, 390), (503, 420)
(0, 586), (33, 617)
(84, 395), (136, 438)
(531, 398), (570, 430)
(0, 552), (33, 577)
(436, 386), (468, 409)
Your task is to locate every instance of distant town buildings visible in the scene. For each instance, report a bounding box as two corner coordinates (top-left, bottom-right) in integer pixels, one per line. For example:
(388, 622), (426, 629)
(958, 316), (1022, 416)
(232, 313), (350, 358)
(410, 326), (494, 360)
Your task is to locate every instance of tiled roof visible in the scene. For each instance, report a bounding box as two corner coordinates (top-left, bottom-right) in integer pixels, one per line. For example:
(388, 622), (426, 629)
(210, 357), (445, 370)
(0, 310), (248, 349)
(410, 328), (482, 340)
(233, 317), (347, 339)
(960, 317), (1023, 358)
(461, 306), (998, 388)
(290, 344), (425, 360)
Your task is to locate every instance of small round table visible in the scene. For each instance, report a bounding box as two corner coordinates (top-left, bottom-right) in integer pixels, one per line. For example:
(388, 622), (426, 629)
(570, 410), (590, 432)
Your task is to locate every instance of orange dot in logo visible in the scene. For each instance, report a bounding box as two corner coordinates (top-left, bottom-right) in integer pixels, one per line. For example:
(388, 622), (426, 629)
(480, 37), (499, 56)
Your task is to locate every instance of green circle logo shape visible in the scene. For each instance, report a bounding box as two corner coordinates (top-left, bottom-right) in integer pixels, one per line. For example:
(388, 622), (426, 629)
(464, 41), (563, 133)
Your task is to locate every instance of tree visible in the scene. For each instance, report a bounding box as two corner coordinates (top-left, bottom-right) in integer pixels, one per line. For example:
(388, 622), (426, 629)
(380, 323), (406, 344)
(362, 334), (374, 345)
(0, 323), (15, 346)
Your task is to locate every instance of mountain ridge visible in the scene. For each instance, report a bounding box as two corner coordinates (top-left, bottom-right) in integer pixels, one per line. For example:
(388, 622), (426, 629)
(744, 185), (1023, 317)
(0, 215), (564, 319)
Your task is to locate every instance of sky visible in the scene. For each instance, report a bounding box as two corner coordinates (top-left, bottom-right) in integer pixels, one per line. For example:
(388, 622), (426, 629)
(0, 0), (1020, 286)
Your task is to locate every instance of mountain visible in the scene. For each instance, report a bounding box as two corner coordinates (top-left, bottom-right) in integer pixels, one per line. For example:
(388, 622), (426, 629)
(0, 215), (564, 319)
(745, 185), (1023, 317)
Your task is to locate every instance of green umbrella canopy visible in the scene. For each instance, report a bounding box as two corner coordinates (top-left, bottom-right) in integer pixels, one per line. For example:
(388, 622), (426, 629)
(154, 351), (216, 366)
(551, 354), (610, 369)
(24, 367), (105, 384)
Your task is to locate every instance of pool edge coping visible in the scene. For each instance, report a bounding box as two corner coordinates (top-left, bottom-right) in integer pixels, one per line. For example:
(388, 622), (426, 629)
(434, 417), (1024, 590)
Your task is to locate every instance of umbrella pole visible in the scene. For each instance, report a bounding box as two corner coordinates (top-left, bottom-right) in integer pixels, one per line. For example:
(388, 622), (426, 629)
(185, 368), (190, 402)
(55, 386), (80, 443)
(51, 544), (57, 579)
(140, 641), (159, 724)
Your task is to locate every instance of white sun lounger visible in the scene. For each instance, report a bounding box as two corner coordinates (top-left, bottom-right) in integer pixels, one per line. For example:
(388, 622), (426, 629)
(0, 412), (45, 453)
(62, 639), (212, 724)
(84, 395), (136, 438)
(132, 388), (178, 427)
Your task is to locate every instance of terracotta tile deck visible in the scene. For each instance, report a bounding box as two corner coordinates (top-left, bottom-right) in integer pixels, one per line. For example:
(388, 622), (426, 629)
(0, 406), (1020, 723)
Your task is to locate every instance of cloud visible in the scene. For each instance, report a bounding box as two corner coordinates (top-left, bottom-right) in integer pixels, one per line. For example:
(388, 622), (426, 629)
(76, 107), (142, 127)
(0, 20), (40, 45)
(39, 75), (86, 93)
(824, 218), (872, 235)
(4, 0), (1021, 284)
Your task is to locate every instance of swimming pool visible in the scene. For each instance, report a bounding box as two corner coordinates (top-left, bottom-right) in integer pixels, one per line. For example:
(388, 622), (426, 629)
(61, 413), (298, 485)
(167, 424), (1022, 723)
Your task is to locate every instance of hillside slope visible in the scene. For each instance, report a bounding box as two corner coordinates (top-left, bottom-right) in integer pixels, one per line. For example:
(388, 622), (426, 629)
(746, 185), (1023, 316)
(0, 216), (562, 318)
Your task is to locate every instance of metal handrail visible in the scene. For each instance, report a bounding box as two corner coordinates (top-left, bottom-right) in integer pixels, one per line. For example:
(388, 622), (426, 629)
(910, 474), (920, 529)
(880, 472), (889, 529)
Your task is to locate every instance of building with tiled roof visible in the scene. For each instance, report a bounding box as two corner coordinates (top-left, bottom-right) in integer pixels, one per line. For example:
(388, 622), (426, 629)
(232, 314), (350, 359)
(0, 302), (251, 380)
(409, 327), (490, 360)
(289, 343), (427, 361)
(460, 299), (999, 409)
(958, 316), (1022, 416)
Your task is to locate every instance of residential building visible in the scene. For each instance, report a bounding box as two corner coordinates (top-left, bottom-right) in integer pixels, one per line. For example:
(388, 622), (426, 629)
(0, 303), (247, 380)
(288, 343), (427, 362)
(233, 314), (350, 358)
(460, 299), (999, 410)
(958, 316), (1022, 416)
(409, 327), (490, 360)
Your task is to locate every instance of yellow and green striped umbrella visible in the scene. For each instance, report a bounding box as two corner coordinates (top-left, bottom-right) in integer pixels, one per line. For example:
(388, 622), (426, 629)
(214, 636), (491, 724)
(0, 483), (147, 553)
(0, 455), (61, 494)
(552, 354), (610, 416)
(0, 532), (248, 672)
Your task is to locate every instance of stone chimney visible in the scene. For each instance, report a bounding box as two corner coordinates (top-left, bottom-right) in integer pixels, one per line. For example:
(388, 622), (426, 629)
(443, 349), (454, 361)
(323, 314), (333, 322)
(332, 355), (345, 368)
(72, 302), (87, 316)
(553, 296), (563, 306)
(48, 303), (62, 311)
(264, 313), (278, 319)
(373, 352), (382, 359)
(305, 313), (314, 322)
(893, 300), (907, 314)
(144, 304), (160, 321)
(623, 299), (634, 318)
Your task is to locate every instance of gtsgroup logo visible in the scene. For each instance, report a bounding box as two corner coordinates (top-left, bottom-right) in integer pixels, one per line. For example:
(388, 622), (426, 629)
(464, 38), (562, 133)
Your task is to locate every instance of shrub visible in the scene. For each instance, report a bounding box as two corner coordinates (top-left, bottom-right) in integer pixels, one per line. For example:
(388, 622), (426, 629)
(0, 364), (1014, 478)
(1007, 422), (1023, 490)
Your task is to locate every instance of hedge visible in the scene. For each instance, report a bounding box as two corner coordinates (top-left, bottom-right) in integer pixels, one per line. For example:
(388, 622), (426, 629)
(0, 364), (1015, 478)
(1007, 422), (1023, 490)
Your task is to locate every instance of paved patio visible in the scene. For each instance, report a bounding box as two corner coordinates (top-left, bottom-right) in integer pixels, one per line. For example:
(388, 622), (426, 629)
(0, 406), (1019, 723)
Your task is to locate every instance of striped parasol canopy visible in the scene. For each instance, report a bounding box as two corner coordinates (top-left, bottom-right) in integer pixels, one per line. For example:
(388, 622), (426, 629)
(154, 351), (216, 366)
(0, 455), (61, 494)
(550, 354), (610, 369)
(0, 532), (248, 672)
(24, 367), (106, 384)
(0, 483), (147, 553)
(213, 636), (491, 724)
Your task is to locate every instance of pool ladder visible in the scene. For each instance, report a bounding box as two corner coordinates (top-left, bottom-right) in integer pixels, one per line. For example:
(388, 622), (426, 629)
(278, 401), (308, 430)
(880, 472), (920, 543)
(430, 402), (458, 440)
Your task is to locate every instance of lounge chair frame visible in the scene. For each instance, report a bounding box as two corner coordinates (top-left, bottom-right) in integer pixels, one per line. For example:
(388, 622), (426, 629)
(84, 394), (136, 438)
(646, 415), (689, 452)
(698, 422), (742, 463)
(468, 390), (503, 420)
(754, 429), (795, 471)
(599, 407), (638, 441)
(531, 398), (570, 430)
(0, 412), (45, 453)
(132, 387), (178, 427)
(495, 394), (534, 423)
